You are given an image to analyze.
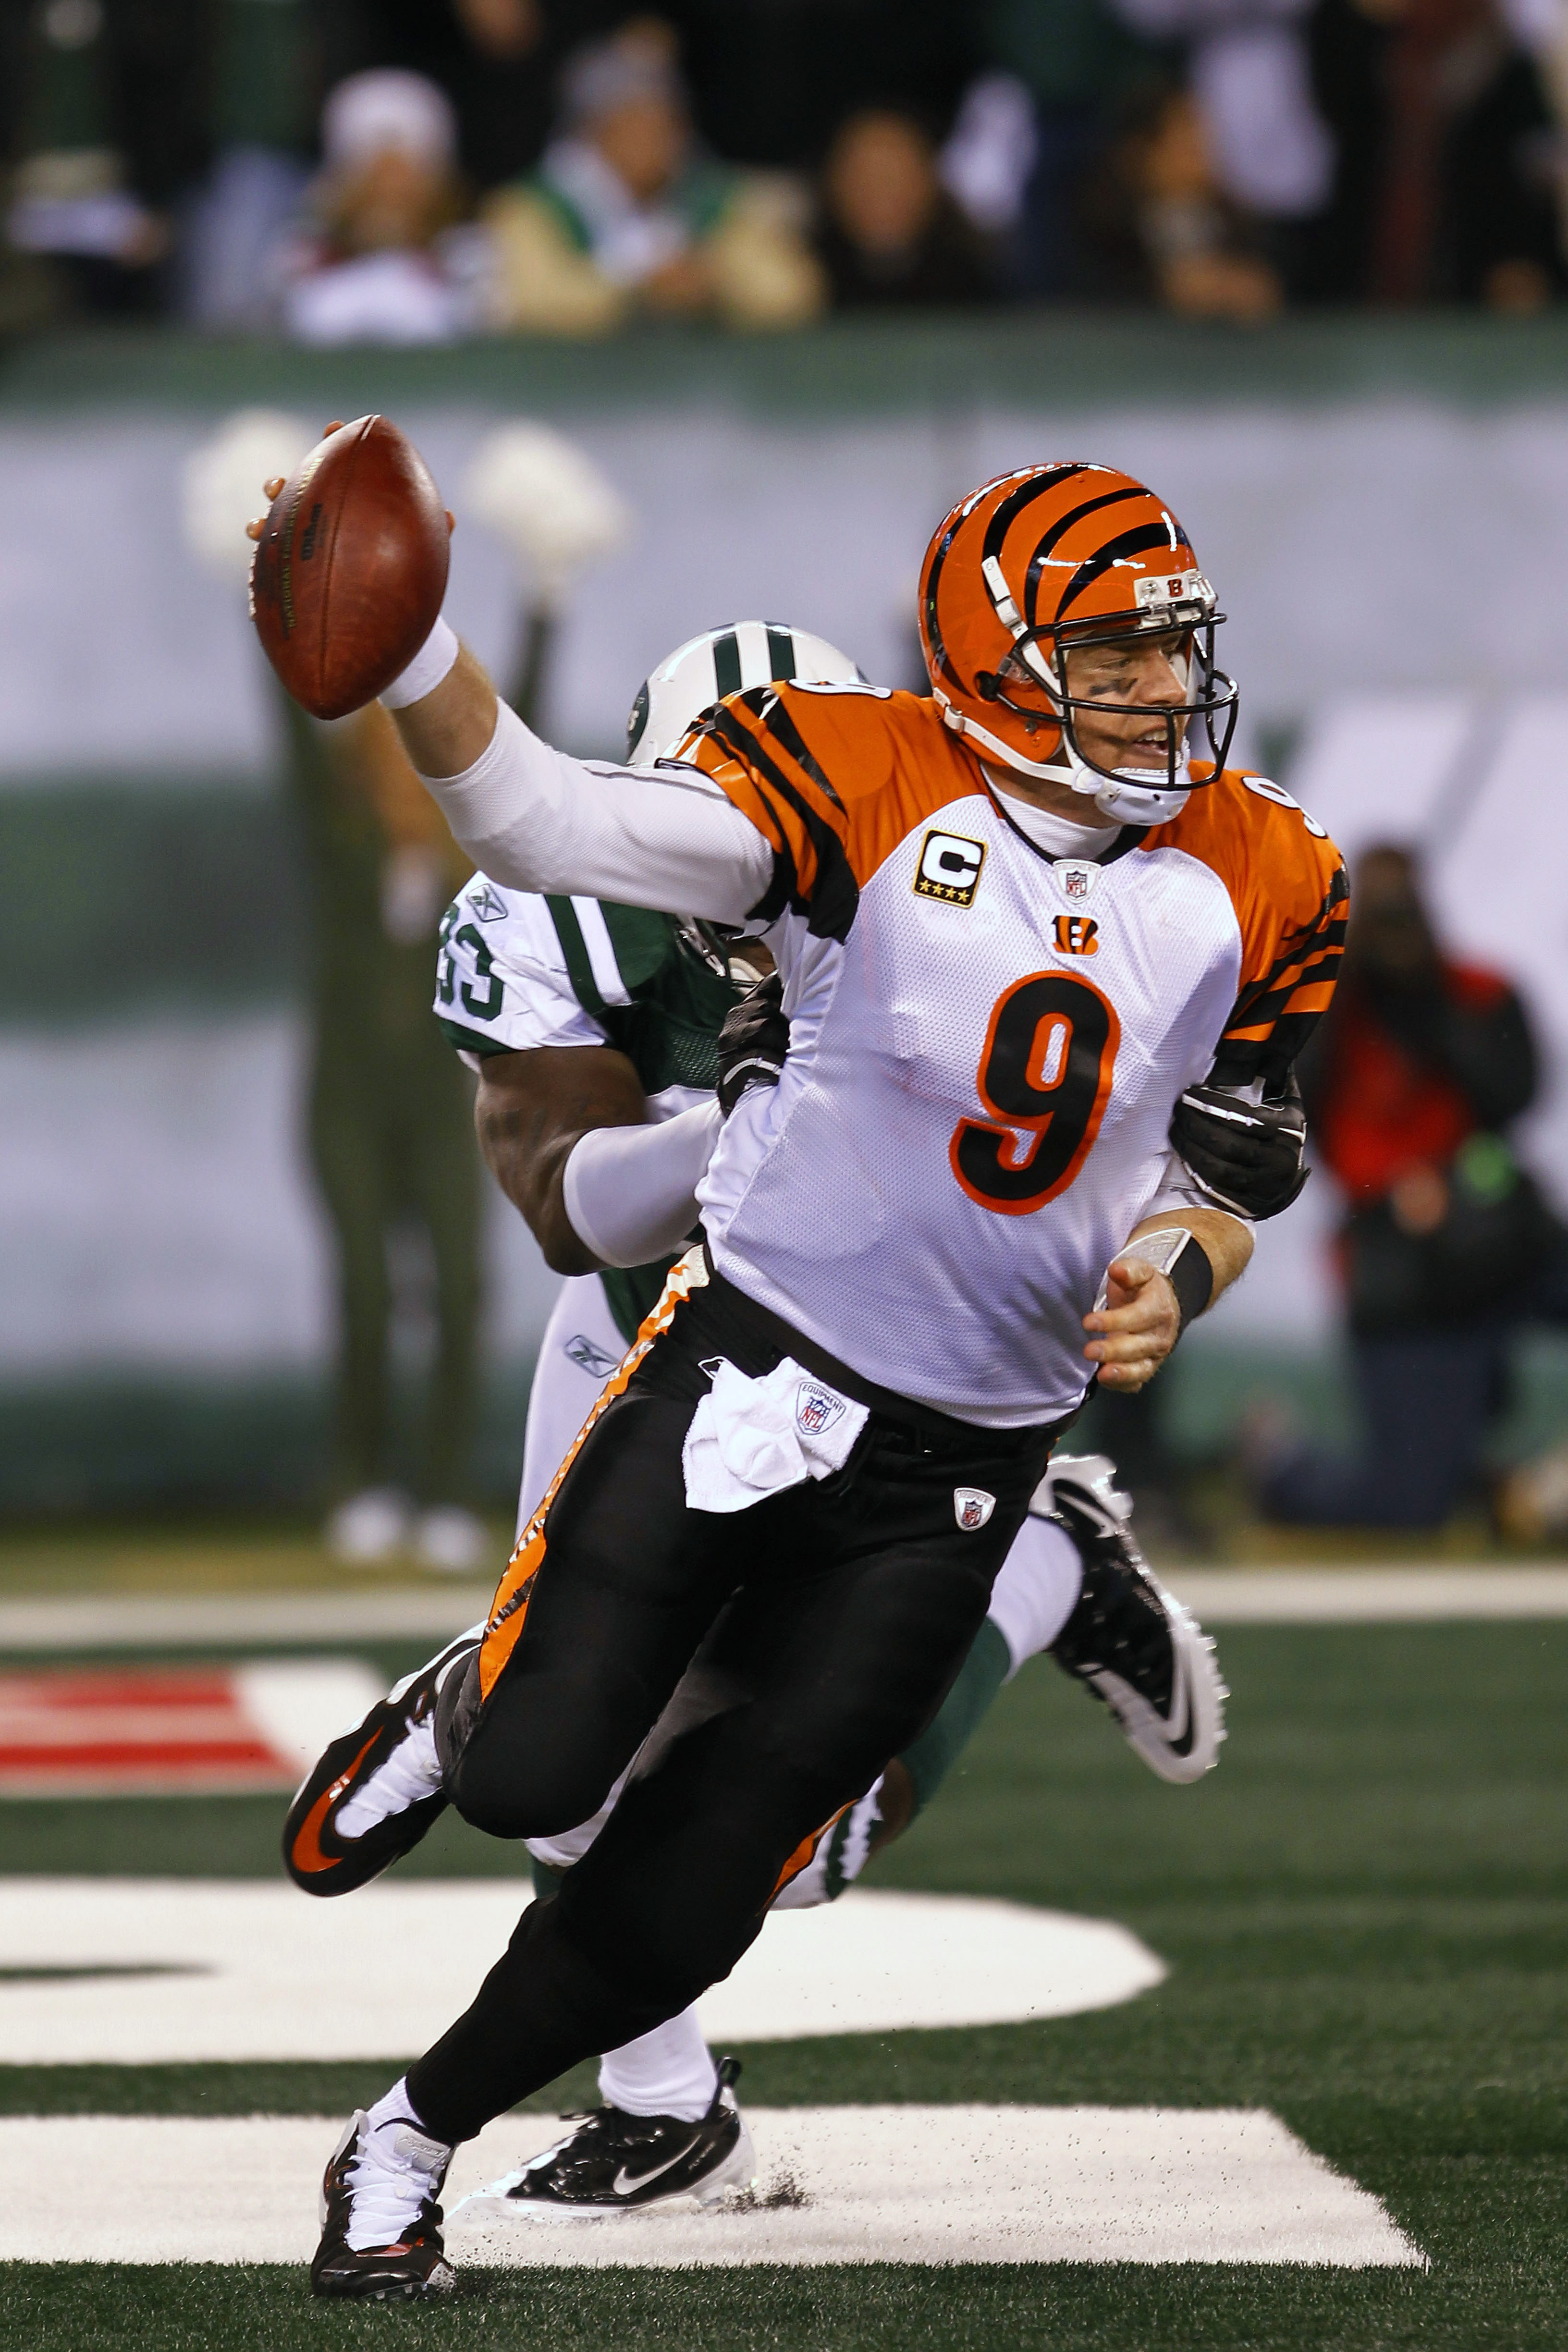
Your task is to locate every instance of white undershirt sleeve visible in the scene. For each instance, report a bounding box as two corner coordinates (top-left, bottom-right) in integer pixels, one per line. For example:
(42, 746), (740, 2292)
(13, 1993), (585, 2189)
(561, 1100), (723, 1269)
(417, 701), (774, 924)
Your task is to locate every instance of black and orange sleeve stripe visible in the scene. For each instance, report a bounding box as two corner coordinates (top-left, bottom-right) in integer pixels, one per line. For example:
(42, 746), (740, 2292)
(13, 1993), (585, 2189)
(1152, 772), (1349, 1091)
(684, 686), (863, 941)
(1210, 859), (1349, 1089)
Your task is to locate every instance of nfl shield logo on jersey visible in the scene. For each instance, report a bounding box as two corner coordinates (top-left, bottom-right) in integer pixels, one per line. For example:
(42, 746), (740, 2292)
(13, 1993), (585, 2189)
(1053, 859), (1100, 904)
(954, 1487), (996, 1531)
(796, 1383), (846, 1439)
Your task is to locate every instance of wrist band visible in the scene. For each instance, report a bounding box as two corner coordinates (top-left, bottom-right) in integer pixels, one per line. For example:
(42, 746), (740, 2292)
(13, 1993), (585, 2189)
(1110, 1225), (1214, 1335)
(1166, 1232), (1214, 1332)
(380, 615), (460, 709)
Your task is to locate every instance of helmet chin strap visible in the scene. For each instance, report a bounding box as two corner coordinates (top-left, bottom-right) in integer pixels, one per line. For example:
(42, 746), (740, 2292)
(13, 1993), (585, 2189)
(936, 687), (1192, 826)
(1060, 735), (1193, 826)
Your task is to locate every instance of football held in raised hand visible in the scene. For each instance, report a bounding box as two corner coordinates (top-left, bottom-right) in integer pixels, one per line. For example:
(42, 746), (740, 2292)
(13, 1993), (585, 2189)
(250, 415), (450, 720)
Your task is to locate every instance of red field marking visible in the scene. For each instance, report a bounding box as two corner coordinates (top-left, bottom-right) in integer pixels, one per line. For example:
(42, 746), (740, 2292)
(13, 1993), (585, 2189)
(0, 1666), (302, 1796)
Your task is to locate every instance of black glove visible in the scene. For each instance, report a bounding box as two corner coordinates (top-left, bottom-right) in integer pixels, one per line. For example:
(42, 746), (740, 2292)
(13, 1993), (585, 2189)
(716, 971), (789, 1118)
(1169, 1072), (1309, 1220)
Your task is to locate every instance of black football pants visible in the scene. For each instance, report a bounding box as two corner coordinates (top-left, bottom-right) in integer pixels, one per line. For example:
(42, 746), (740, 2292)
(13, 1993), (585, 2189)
(407, 1265), (1060, 2146)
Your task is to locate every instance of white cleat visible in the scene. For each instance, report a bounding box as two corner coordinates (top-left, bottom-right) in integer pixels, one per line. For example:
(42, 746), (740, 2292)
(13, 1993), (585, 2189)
(412, 1506), (492, 1575)
(1039, 1453), (1226, 1784)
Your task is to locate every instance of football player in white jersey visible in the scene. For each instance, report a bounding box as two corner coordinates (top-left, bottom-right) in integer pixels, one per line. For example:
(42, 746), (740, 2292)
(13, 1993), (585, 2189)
(278, 461), (1342, 2296)
(285, 622), (1227, 2243)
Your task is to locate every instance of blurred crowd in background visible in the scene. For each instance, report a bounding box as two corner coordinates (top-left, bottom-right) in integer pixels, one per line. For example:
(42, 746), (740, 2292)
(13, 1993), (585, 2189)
(5, 0), (1568, 342)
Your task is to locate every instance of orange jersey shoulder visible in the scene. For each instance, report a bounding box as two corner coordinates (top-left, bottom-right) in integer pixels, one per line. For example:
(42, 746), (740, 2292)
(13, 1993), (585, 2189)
(1143, 768), (1349, 1086)
(682, 685), (982, 936)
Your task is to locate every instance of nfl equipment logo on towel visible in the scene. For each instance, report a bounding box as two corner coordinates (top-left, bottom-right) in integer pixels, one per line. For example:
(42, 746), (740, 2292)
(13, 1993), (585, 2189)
(954, 1487), (996, 1531)
(796, 1383), (846, 1439)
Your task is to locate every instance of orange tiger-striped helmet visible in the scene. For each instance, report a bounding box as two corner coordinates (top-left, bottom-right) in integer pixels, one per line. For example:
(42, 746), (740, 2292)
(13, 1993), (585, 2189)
(918, 462), (1238, 825)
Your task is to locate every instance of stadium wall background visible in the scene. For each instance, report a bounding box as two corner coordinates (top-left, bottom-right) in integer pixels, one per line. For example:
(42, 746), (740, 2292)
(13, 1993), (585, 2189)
(4, 316), (1567, 1514)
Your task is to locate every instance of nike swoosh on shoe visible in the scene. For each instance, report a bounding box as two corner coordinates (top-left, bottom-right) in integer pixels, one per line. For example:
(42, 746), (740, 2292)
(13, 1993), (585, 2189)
(612, 2135), (702, 2198)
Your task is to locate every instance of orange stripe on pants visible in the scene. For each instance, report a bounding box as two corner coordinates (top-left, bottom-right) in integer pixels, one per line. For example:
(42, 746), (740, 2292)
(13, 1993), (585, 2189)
(770, 1801), (852, 1900)
(478, 1250), (708, 1702)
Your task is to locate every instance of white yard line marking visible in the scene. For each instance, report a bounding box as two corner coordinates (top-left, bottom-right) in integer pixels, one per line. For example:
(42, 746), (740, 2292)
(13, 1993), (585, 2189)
(0, 2107), (1424, 2267)
(1171, 1568), (1568, 1622)
(0, 1589), (494, 1654)
(2, 1568), (1566, 1656)
(0, 1883), (1163, 2062)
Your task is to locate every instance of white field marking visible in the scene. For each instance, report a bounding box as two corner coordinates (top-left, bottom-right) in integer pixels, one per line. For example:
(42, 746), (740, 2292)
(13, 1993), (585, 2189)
(1171, 1568), (1568, 1623)
(4, 1569), (1567, 1657)
(0, 2107), (1424, 2267)
(0, 1884), (1163, 2064)
(230, 1660), (385, 1776)
(0, 1588), (494, 1654)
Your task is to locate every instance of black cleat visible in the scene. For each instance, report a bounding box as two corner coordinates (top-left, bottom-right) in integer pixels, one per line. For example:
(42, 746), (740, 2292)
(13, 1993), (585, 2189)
(311, 2107), (457, 2300)
(456, 2056), (756, 2220)
(282, 1628), (478, 1895)
(1042, 1453), (1225, 1783)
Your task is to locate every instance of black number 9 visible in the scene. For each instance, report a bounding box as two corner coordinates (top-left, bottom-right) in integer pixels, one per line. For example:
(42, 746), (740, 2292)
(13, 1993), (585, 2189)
(949, 972), (1120, 1215)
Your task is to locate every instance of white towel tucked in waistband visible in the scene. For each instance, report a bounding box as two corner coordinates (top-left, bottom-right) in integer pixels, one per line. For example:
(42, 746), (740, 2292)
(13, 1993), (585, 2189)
(682, 1356), (869, 1514)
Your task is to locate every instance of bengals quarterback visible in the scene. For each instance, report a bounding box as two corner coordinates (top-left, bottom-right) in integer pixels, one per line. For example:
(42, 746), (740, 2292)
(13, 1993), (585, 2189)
(282, 618), (1228, 2254)
(281, 462), (1345, 2294)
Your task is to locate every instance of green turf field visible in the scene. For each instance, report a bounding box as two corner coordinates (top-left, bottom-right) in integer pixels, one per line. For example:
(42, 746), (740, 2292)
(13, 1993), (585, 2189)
(2, 1617), (1565, 2349)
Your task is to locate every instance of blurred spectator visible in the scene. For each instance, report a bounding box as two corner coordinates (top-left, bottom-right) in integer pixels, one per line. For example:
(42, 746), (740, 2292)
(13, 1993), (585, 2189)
(938, 72), (1041, 245)
(361, 0), (561, 195)
(983, 0), (1168, 296)
(1308, 0), (1565, 304)
(1090, 83), (1285, 316)
(668, 0), (980, 174)
(1110, 0), (1335, 295)
(481, 18), (824, 333)
(815, 108), (997, 307)
(282, 693), (489, 1570)
(276, 69), (484, 345)
(7, 0), (172, 317)
(182, 408), (490, 1567)
(1253, 845), (1560, 1530)
(182, 0), (318, 331)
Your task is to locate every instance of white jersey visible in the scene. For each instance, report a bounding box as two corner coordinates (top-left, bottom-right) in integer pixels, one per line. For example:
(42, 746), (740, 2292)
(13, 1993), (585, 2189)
(420, 689), (1345, 1430)
(433, 870), (742, 1346)
(434, 871), (737, 1123)
(684, 686), (1345, 1427)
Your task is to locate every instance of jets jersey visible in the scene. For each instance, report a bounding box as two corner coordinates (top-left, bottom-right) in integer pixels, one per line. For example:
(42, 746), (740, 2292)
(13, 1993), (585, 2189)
(435, 877), (742, 1342)
(684, 685), (1347, 1429)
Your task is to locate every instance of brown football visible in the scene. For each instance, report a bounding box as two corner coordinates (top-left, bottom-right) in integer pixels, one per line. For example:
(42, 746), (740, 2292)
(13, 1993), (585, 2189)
(250, 416), (450, 720)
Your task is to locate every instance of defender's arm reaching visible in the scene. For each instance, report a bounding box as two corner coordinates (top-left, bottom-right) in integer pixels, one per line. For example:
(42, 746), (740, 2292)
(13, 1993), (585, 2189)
(477, 1043), (720, 1276)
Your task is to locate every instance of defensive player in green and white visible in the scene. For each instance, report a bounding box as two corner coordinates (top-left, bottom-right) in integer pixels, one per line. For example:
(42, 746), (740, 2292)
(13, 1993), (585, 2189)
(285, 621), (1226, 2241)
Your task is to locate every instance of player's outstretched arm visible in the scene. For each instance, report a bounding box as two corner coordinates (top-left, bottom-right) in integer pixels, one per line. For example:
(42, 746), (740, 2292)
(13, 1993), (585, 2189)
(391, 640), (773, 923)
(1083, 1208), (1252, 1394)
(391, 641), (499, 780)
